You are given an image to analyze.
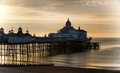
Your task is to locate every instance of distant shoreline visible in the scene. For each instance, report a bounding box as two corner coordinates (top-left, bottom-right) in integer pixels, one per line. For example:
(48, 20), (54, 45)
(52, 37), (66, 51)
(0, 66), (120, 73)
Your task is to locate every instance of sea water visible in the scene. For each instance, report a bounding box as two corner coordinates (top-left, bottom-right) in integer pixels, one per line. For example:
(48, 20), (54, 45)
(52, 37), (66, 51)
(45, 38), (120, 70)
(1, 38), (120, 70)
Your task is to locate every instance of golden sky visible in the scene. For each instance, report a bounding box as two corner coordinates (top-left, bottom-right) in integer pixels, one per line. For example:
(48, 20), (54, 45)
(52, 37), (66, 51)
(0, 0), (120, 37)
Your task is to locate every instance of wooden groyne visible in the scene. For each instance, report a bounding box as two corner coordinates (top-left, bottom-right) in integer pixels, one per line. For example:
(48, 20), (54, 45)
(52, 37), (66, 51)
(0, 63), (55, 67)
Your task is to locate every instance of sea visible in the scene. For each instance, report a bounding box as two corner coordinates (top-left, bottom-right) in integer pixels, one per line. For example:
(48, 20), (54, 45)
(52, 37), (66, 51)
(1, 38), (120, 70)
(44, 38), (120, 70)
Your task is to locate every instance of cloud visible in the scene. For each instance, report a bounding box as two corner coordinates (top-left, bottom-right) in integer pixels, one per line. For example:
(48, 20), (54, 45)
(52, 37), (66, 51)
(118, 0), (120, 3)
(0, 0), (119, 22)
(50, 0), (111, 7)
(0, 0), (115, 9)
(0, 0), (119, 17)
(0, 0), (118, 21)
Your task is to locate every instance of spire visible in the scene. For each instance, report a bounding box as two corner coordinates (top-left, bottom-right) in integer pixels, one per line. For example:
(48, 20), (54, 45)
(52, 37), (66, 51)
(26, 26), (29, 34)
(11, 25), (13, 30)
(18, 25), (23, 34)
(11, 25), (14, 33)
(78, 24), (80, 30)
(27, 26), (28, 30)
(0, 27), (4, 34)
(68, 18), (69, 21)
(45, 34), (47, 37)
(33, 34), (36, 37)
(8, 30), (11, 34)
(66, 18), (71, 27)
(78, 26), (80, 30)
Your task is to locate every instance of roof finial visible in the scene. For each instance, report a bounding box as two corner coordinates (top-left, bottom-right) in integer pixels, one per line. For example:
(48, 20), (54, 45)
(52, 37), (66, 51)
(68, 18), (69, 21)
(20, 24), (21, 27)
(27, 26), (28, 30)
(26, 26), (29, 33)
(12, 25), (13, 30)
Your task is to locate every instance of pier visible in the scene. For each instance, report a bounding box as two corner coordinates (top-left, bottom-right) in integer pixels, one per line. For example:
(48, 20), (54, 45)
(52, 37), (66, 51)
(0, 19), (99, 66)
(0, 40), (99, 67)
(0, 40), (99, 56)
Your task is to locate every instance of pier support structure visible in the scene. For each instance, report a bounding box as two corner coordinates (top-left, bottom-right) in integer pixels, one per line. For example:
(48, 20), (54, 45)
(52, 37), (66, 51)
(0, 41), (99, 65)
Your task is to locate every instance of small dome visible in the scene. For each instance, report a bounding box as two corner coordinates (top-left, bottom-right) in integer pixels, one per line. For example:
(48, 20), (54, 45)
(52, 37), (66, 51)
(18, 27), (22, 29)
(11, 29), (14, 33)
(66, 18), (71, 27)
(1, 28), (4, 30)
(8, 30), (11, 33)
(18, 27), (22, 31)
(26, 30), (29, 32)
(17, 27), (23, 34)
(11, 29), (13, 31)
(26, 30), (29, 34)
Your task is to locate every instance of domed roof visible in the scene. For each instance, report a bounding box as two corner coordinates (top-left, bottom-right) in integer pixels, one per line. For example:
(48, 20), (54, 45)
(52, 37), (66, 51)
(26, 30), (29, 34)
(1, 28), (4, 30)
(11, 29), (13, 31)
(8, 30), (11, 33)
(18, 27), (22, 29)
(26, 30), (29, 32)
(17, 27), (23, 34)
(66, 18), (71, 27)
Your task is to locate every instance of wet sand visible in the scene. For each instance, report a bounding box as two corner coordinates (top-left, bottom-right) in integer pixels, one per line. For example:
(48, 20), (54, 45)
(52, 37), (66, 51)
(0, 66), (120, 73)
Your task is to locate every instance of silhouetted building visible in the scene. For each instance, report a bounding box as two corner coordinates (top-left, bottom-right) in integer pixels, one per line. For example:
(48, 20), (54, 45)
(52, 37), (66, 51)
(0, 28), (4, 34)
(48, 19), (91, 41)
(8, 27), (34, 43)
(0, 27), (7, 41)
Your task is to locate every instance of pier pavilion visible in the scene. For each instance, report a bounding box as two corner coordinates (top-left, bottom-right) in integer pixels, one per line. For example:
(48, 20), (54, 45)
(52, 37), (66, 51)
(48, 18), (92, 41)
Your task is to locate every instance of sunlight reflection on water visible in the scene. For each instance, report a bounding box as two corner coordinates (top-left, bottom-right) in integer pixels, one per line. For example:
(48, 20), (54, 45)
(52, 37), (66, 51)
(0, 38), (120, 70)
(46, 38), (120, 70)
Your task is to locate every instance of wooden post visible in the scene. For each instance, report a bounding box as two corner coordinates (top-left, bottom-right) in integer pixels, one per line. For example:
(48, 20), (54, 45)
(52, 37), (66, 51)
(9, 44), (10, 56)
(4, 44), (5, 63)
(0, 43), (2, 63)
(29, 44), (30, 54)
(12, 44), (14, 61)
(4, 44), (5, 56)
(16, 44), (17, 63)
(20, 44), (21, 62)
(94, 43), (96, 49)
(1, 43), (2, 56)
(27, 44), (29, 57)
(32, 43), (34, 53)
(35, 43), (36, 58)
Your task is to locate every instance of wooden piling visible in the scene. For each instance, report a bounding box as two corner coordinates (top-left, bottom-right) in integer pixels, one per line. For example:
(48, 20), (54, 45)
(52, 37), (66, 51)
(0, 40), (99, 65)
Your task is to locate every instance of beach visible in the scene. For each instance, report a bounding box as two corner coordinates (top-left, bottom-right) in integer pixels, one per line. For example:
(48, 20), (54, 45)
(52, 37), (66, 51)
(0, 66), (120, 73)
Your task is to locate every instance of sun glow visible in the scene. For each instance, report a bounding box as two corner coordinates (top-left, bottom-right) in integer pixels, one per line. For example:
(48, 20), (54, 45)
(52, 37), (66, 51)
(0, 5), (9, 23)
